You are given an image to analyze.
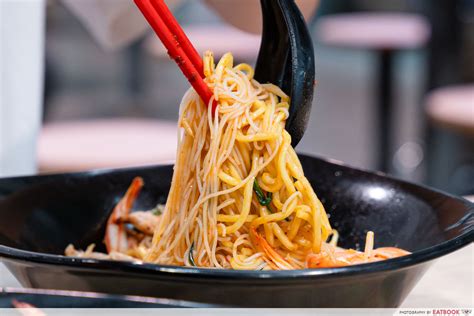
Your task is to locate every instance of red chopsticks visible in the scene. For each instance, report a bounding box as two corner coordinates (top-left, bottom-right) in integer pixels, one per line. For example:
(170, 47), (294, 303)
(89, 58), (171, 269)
(149, 0), (203, 74)
(134, 0), (216, 111)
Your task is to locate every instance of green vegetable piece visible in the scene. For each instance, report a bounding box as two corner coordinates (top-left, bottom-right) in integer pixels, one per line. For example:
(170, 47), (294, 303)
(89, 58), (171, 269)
(253, 180), (272, 206)
(152, 204), (164, 215)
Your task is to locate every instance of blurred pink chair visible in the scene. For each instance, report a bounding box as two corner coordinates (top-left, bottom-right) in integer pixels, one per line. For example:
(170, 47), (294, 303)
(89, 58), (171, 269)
(425, 85), (474, 137)
(316, 13), (431, 172)
(424, 85), (474, 193)
(145, 24), (261, 62)
(38, 119), (177, 173)
(317, 13), (430, 50)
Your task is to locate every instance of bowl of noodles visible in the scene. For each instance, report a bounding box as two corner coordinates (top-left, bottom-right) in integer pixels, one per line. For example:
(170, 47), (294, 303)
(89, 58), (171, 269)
(0, 53), (472, 307)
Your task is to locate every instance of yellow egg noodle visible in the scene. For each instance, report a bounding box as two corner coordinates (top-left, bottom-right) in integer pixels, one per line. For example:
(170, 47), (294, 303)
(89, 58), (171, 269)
(66, 52), (409, 269)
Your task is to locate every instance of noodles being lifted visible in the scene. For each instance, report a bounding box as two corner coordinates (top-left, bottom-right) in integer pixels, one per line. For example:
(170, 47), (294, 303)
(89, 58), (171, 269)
(66, 52), (409, 269)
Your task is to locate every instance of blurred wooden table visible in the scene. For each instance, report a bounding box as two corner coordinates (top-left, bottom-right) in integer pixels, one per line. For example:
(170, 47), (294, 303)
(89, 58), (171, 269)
(1, 244), (471, 306)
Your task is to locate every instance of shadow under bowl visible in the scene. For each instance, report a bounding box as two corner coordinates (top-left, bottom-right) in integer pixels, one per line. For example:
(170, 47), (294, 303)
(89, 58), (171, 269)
(0, 288), (215, 308)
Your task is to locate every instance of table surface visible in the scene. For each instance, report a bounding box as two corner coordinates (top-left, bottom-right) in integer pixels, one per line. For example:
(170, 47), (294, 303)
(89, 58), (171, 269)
(1, 244), (472, 307)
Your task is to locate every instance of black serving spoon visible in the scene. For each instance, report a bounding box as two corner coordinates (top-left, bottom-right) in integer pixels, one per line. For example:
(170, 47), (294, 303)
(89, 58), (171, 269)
(254, 0), (316, 147)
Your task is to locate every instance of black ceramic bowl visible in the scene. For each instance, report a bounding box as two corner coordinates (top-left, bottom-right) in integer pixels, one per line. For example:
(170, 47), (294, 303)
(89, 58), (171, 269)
(0, 288), (213, 308)
(0, 155), (472, 307)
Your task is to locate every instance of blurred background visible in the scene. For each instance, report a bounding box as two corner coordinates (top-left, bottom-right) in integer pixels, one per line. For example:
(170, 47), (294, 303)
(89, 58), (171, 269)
(0, 0), (473, 302)
(1, 0), (473, 196)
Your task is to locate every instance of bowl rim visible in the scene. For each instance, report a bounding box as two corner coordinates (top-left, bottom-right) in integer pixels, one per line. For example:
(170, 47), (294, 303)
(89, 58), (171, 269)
(0, 154), (472, 281)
